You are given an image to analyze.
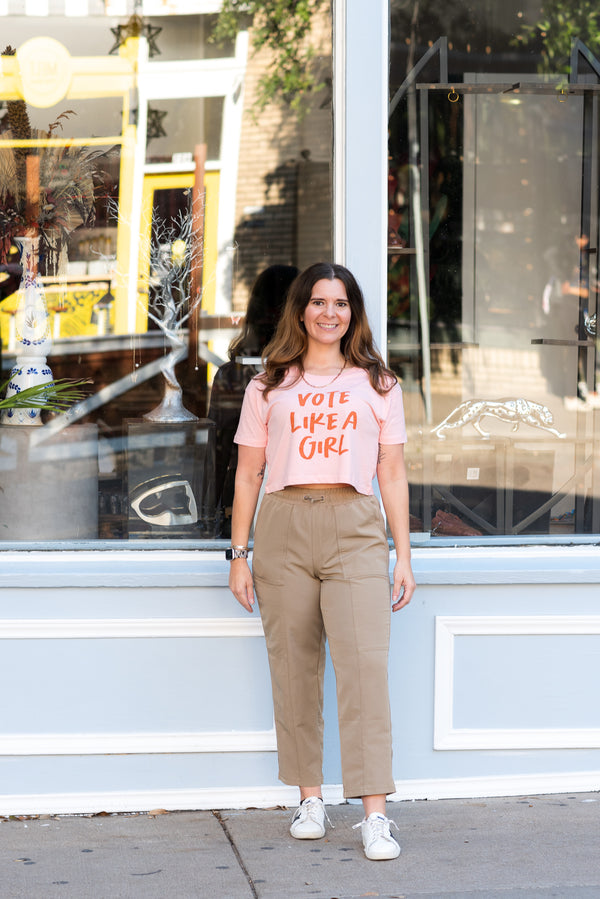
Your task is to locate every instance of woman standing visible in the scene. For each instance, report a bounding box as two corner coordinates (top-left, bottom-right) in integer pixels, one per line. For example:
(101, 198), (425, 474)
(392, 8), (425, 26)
(227, 262), (415, 861)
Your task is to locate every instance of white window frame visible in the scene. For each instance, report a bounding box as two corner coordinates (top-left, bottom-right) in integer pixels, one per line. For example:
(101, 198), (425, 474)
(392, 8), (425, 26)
(334, 0), (388, 355)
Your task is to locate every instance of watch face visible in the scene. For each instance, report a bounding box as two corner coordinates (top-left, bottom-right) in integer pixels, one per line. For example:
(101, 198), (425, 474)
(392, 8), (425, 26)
(226, 548), (247, 560)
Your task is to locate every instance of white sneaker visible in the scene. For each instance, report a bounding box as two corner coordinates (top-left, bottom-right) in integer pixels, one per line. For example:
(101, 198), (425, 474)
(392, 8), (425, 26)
(290, 797), (328, 839)
(354, 812), (401, 860)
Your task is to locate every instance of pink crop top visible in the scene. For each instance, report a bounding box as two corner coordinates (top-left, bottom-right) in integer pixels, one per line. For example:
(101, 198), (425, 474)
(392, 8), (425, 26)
(234, 366), (407, 495)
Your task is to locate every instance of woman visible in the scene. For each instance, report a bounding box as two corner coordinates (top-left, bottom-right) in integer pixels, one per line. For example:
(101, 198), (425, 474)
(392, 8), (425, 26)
(228, 262), (415, 861)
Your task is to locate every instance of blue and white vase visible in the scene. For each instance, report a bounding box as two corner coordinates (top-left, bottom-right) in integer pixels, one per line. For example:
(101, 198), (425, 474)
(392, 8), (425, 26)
(1, 235), (54, 426)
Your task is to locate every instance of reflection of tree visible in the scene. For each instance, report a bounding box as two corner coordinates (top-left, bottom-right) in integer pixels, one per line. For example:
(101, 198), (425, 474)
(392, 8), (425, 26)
(108, 195), (204, 421)
(391, 0), (477, 47)
(514, 1), (600, 73)
(217, 1), (332, 306)
(211, 0), (328, 113)
(234, 158), (297, 295)
(232, 154), (332, 303)
(390, 0), (515, 63)
(142, 204), (203, 421)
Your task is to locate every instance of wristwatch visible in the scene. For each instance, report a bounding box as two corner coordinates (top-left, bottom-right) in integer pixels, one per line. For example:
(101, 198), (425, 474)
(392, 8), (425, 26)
(225, 546), (249, 560)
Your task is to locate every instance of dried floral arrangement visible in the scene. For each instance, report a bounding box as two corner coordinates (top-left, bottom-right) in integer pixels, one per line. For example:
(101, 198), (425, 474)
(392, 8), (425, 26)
(0, 45), (106, 268)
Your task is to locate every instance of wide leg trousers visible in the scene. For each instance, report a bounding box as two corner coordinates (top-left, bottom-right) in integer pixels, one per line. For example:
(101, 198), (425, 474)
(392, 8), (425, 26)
(252, 486), (395, 799)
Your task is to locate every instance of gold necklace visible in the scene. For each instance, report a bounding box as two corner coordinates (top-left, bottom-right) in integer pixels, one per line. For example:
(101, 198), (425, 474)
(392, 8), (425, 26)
(301, 362), (346, 389)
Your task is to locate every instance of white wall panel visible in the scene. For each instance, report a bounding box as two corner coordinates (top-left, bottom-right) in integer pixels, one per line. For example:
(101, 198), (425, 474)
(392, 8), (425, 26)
(0, 616), (274, 755)
(434, 616), (600, 750)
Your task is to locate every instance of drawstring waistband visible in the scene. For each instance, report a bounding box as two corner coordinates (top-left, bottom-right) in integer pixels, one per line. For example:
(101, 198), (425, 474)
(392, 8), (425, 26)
(274, 486), (363, 505)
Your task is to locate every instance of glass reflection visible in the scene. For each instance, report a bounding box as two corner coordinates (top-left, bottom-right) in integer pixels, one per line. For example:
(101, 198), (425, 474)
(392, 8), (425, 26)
(389, 1), (600, 538)
(0, 4), (333, 544)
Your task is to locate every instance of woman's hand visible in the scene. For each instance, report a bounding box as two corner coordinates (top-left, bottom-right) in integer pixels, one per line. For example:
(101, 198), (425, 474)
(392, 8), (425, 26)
(228, 558), (256, 613)
(391, 557), (415, 611)
(228, 444), (265, 613)
(377, 443), (416, 612)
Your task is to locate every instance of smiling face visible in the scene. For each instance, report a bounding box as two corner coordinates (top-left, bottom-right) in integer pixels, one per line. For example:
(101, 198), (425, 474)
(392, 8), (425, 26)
(301, 278), (352, 350)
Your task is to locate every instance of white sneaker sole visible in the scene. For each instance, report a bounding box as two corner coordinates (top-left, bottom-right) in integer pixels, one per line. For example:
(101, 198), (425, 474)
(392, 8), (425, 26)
(364, 841), (401, 860)
(290, 826), (325, 840)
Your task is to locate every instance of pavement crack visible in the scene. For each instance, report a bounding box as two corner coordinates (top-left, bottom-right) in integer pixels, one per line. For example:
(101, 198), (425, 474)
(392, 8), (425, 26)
(213, 810), (258, 899)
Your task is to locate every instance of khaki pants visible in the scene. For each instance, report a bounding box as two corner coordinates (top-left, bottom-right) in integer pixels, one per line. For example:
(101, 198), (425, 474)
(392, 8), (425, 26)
(252, 486), (395, 799)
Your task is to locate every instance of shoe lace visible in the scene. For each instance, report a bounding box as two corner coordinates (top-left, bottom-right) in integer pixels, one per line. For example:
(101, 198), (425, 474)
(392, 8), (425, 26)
(293, 797), (334, 829)
(353, 814), (398, 842)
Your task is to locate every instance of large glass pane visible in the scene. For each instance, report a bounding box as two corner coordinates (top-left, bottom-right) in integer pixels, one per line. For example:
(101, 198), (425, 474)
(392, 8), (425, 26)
(389, 1), (600, 540)
(0, 3), (332, 545)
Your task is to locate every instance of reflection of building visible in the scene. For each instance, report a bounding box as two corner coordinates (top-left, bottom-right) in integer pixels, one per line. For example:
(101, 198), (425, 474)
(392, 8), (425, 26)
(1, 1), (599, 818)
(0, 12), (246, 345)
(231, 4), (332, 308)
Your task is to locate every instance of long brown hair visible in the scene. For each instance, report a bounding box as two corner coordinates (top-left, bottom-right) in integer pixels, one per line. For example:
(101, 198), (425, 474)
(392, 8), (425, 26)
(259, 262), (396, 396)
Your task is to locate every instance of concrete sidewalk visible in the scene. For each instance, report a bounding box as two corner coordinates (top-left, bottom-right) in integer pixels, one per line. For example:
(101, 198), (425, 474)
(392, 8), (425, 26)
(2, 792), (599, 898)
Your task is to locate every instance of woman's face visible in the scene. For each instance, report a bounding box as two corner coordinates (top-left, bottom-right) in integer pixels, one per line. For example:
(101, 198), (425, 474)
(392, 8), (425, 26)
(301, 278), (352, 350)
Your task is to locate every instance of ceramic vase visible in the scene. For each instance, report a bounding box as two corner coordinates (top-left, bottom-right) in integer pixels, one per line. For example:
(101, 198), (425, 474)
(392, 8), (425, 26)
(1, 235), (54, 426)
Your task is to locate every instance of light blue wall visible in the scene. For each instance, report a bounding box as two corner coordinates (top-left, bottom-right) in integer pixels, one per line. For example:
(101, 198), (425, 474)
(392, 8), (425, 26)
(1, 547), (599, 814)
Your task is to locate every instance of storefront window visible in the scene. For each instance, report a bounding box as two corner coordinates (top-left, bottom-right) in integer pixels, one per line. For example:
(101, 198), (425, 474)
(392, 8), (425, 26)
(389, 1), (600, 540)
(0, 2), (332, 545)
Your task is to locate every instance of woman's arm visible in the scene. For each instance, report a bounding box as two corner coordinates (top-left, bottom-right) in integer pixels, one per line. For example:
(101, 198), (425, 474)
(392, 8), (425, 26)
(228, 443), (267, 612)
(376, 442), (416, 611)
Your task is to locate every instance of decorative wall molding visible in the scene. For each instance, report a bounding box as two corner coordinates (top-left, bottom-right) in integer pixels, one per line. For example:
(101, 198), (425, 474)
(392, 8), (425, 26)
(0, 729), (277, 756)
(434, 615), (600, 750)
(0, 616), (269, 756)
(2, 545), (600, 590)
(2, 771), (599, 817)
(0, 617), (264, 640)
(414, 546), (600, 584)
(0, 550), (231, 589)
(389, 769), (600, 802)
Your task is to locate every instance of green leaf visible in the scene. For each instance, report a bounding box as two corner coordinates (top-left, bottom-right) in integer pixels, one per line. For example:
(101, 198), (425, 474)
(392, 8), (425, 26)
(210, 0), (327, 116)
(0, 378), (92, 412)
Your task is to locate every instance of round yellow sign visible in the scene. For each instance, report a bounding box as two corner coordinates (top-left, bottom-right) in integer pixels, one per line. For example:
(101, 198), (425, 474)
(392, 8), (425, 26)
(17, 37), (72, 109)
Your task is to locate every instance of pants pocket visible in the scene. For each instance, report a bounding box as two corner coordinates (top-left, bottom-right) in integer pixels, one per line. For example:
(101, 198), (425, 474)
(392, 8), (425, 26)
(333, 495), (389, 580)
(252, 494), (293, 586)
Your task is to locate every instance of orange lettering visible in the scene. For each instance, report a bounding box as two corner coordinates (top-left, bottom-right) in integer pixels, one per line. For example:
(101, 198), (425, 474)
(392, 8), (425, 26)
(339, 391), (350, 404)
(312, 393), (324, 405)
(299, 435), (316, 459)
(298, 434), (349, 458)
(298, 393), (311, 407)
(342, 411), (358, 430)
(324, 436), (337, 456)
(290, 412), (302, 432)
(309, 412), (325, 432)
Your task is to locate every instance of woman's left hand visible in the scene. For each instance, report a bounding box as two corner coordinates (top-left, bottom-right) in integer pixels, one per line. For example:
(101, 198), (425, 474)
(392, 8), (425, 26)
(391, 558), (415, 611)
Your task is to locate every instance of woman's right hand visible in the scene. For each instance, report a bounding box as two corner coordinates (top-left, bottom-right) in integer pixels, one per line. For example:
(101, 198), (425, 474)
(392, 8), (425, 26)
(228, 559), (255, 613)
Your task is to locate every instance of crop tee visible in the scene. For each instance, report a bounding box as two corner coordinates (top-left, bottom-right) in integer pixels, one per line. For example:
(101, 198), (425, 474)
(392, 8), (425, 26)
(234, 366), (407, 495)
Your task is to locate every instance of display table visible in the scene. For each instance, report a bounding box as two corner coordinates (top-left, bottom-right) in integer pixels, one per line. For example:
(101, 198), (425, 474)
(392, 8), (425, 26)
(0, 423), (98, 540)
